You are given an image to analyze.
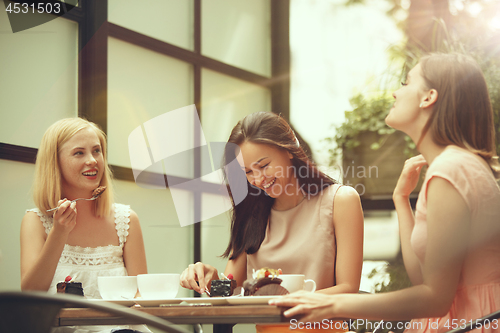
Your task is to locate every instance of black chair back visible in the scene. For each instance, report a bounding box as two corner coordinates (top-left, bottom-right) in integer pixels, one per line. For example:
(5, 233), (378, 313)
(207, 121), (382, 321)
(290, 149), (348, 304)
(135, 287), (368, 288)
(0, 291), (190, 333)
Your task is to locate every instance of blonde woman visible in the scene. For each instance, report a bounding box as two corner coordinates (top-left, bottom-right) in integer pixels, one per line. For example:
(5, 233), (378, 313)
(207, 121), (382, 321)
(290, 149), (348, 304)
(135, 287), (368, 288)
(20, 118), (149, 333)
(271, 53), (500, 333)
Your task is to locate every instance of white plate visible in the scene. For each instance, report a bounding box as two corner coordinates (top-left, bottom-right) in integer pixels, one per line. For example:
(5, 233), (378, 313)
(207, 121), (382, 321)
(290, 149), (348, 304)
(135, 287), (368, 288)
(91, 298), (183, 307)
(179, 297), (229, 305)
(90, 299), (136, 306)
(225, 295), (283, 305)
(134, 298), (183, 307)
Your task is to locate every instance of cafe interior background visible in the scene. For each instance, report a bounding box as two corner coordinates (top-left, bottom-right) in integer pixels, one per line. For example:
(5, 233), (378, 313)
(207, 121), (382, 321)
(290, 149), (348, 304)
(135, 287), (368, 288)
(2, 0), (499, 332)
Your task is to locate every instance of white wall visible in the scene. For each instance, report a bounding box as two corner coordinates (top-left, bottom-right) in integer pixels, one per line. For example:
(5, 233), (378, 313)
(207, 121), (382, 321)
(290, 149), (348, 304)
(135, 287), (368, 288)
(0, 160), (36, 290)
(0, 159), (195, 297)
(1, 2), (406, 331)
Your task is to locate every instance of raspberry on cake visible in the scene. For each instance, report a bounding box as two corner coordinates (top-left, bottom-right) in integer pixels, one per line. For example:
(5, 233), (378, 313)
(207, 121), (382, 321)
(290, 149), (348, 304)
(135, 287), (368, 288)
(252, 267), (283, 279)
(210, 273), (237, 297)
(56, 275), (84, 296)
(233, 268), (289, 296)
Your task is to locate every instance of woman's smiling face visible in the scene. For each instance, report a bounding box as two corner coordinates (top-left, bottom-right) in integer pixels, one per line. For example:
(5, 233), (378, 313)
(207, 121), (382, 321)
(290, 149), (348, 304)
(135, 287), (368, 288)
(236, 141), (296, 199)
(58, 127), (104, 196)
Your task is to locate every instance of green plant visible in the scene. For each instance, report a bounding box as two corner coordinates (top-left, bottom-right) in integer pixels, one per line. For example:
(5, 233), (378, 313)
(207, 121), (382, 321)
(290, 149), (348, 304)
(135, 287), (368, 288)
(324, 92), (416, 167)
(326, 42), (500, 171)
(339, 0), (500, 154)
(354, 255), (413, 333)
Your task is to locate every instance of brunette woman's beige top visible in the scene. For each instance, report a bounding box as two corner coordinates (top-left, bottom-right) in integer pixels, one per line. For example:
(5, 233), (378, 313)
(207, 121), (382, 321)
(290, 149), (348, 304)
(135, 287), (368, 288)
(247, 184), (342, 290)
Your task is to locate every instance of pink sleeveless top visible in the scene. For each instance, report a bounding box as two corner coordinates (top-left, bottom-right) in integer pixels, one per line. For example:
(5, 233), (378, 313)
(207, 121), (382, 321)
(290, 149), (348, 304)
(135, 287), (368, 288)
(408, 146), (500, 333)
(247, 184), (341, 290)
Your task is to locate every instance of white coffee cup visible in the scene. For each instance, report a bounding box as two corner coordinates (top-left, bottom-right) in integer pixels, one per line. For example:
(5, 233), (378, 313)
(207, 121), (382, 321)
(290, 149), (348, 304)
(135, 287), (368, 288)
(97, 276), (138, 300)
(279, 274), (316, 293)
(137, 273), (180, 299)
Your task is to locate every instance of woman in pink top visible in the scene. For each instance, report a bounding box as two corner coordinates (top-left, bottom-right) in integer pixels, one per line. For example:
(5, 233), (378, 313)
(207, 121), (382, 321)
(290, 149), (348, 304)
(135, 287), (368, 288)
(271, 53), (500, 333)
(180, 112), (364, 331)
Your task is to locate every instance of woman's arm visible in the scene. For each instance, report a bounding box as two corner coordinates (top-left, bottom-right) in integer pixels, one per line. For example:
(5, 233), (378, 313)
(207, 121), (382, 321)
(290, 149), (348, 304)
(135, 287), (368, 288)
(224, 253), (247, 287)
(122, 209), (148, 276)
(317, 186), (364, 295)
(393, 155), (428, 285)
(21, 200), (77, 291)
(272, 177), (470, 322)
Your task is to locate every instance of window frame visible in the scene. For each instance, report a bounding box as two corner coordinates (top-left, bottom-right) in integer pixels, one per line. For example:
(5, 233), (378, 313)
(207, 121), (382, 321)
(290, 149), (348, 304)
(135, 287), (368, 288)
(0, 0), (292, 263)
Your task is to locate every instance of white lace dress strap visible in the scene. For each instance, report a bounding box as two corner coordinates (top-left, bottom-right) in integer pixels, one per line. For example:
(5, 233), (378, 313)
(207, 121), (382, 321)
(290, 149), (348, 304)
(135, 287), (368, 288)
(27, 204), (132, 247)
(26, 208), (52, 235)
(113, 203), (131, 248)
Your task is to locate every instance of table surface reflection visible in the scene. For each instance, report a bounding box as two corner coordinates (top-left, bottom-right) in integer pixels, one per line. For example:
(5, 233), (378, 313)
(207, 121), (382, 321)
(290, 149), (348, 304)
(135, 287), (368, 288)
(55, 304), (287, 332)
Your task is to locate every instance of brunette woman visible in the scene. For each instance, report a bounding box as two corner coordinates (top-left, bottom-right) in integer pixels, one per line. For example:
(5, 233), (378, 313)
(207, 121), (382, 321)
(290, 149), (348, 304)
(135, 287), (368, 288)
(181, 112), (364, 332)
(271, 53), (500, 333)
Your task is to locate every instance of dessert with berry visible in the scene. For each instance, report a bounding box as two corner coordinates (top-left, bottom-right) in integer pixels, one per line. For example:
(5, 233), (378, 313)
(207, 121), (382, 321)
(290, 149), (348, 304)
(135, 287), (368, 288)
(210, 273), (237, 297)
(56, 275), (84, 296)
(233, 267), (289, 296)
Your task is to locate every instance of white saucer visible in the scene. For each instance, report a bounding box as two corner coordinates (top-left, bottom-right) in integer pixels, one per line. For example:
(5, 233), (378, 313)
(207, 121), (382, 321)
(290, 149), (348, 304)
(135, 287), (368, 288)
(179, 297), (229, 305)
(90, 299), (136, 306)
(225, 295), (282, 305)
(91, 298), (183, 307)
(133, 298), (183, 307)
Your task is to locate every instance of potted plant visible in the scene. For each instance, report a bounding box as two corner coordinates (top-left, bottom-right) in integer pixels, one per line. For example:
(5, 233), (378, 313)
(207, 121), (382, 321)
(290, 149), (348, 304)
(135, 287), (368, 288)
(325, 92), (420, 198)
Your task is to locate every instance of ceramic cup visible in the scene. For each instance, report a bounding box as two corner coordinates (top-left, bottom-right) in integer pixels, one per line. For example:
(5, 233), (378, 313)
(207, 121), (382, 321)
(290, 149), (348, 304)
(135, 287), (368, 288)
(97, 276), (137, 300)
(279, 274), (316, 293)
(137, 273), (180, 299)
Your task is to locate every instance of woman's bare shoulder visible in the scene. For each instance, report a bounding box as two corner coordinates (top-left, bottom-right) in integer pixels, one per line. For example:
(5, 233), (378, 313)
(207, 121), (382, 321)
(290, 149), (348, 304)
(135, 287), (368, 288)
(21, 210), (46, 236)
(335, 185), (360, 202)
(22, 210), (43, 224)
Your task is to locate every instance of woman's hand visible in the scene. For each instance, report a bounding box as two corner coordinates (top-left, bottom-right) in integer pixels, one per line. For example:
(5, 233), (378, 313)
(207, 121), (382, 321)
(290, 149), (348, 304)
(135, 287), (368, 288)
(51, 199), (77, 236)
(269, 291), (338, 322)
(180, 262), (218, 295)
(393, 155), (427, 199)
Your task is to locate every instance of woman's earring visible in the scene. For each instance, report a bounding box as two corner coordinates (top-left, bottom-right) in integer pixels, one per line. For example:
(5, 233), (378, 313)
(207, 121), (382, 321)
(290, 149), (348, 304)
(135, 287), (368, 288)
(419, 103), (424, 108)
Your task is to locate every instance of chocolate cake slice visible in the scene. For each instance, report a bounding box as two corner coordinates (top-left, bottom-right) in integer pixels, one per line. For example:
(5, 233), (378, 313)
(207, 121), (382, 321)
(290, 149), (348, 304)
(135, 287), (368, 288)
(253, 284), (289, 296)
(210, 279), (237, 297)
(56, 276), (84, 296)
(57, 282), (84, 296)
(237, 271), (290, 296)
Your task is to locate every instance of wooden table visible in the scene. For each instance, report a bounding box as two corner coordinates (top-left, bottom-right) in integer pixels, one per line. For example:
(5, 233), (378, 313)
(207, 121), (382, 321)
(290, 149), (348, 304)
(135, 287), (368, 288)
(55, 304), (288, 333)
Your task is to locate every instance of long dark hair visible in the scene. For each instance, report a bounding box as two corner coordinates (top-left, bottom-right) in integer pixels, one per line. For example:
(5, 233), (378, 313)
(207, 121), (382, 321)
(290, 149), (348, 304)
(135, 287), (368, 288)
(222, 112), (337, 259)
(418, 53), (500, 178)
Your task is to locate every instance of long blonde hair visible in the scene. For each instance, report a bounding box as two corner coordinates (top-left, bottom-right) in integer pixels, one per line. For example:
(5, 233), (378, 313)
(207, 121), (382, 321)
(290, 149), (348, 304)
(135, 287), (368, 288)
(33, 118), (114, 217)
(419, 53), (500, 179)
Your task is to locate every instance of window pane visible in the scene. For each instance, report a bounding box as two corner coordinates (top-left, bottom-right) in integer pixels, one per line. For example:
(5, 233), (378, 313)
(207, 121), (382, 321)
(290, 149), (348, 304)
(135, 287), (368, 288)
(201, 194), (231, 274)
(108, 38), (194, 173)
(113, 179), (194, 297)
(202, 0), (271, 77)
(200, 68), (271, 183)
(0, 160), (35, 290)
(109, 0), (194, 50)
(0, 11), (78, 148)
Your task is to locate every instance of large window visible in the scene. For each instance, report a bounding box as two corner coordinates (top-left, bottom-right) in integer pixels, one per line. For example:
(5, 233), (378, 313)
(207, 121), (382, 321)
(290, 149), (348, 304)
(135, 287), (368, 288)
(0, 0), (290, 286)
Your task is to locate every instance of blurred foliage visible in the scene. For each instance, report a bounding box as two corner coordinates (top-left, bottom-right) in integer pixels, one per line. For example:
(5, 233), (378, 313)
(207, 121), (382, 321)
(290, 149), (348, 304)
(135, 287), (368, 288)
(327, 0), (500, 169)
(324, 93), (417, 165)
(355, 255), (413, 333)
(328, 2), (500, 330)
